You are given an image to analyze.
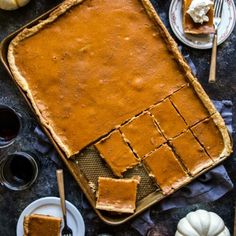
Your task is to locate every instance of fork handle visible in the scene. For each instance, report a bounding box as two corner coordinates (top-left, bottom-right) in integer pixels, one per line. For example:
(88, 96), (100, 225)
(209, 33), (218, 83)
(56, 169), (67, 223)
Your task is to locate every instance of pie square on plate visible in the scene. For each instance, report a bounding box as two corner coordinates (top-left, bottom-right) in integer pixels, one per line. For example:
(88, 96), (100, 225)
(183, 0), (214, 34)
(24, 214), (61, 236)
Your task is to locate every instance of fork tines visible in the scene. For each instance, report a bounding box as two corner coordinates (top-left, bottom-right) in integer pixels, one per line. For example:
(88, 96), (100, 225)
(214, 0), (224, 17)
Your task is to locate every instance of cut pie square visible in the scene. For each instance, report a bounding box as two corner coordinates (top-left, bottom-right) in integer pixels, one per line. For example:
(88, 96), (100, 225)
(191, 114), (226, 161)
(170, 129), (213, 175)
(24, 214), (61, 236)
(183, 0), (214, 34)
(150, 98), (187, 139)
(96, 177), (140, 213)
(170, 86), (210, 126)
(95, 130), (139, 177)
(143, 144), (189, 194)
(120, 112), (166, 158)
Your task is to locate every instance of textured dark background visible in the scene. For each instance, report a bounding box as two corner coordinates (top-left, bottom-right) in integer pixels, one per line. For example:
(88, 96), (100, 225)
(0, 0), (235, 235)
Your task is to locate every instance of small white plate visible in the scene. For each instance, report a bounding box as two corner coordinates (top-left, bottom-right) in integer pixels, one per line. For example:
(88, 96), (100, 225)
(169, 0), (236, 49)
(16, 197), (85, 236)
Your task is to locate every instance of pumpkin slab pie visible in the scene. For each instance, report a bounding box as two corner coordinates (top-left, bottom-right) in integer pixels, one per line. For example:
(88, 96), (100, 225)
(143, 144), (189, 194)
(4, 0), (233, 222)
(150, 98), (187, 139)
(191, 113), (231, 161)
(120, 112), (166, 159)
(170, 129), (213, 176)
(170, 85), (210, 126)
(96, 177), (140, 213)
(95, 130), (139, 177)
(24, 214), (61, 236)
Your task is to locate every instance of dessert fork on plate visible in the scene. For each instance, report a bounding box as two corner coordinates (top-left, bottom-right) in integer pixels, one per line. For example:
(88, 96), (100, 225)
(57, 169), (73, 236)
(209, 0), (224, 83)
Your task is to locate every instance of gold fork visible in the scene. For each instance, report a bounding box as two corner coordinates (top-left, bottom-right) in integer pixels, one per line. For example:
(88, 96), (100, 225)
(57, 169), (73, 236)
(208, 0), (224, 83)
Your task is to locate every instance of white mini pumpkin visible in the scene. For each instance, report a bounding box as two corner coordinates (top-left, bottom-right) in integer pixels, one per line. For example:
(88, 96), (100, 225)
(0, 0), (31, 10)
(175, 209), (230, 236)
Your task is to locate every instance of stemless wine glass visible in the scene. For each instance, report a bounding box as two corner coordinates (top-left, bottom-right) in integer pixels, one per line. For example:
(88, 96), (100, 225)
(0, 152), (38, 191)
(0, 104), (21, 148)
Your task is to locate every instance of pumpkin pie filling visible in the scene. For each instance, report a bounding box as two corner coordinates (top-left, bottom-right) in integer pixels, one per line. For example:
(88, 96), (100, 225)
(120, 112), (166, 159)
(143, 144), (189, 194)
(23, 214), (61, 236)
(95, 130), (139, 177)
(96, 177), (140, 213)
(8, 0), (188, 157)
(150, 98), (187, 139)
(170, 129), (213, 175)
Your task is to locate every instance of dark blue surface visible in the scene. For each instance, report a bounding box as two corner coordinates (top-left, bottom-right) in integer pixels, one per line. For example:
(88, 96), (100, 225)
(0, 1), (235, 235)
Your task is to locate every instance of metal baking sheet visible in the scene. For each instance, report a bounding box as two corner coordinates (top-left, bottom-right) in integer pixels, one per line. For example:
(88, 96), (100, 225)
(0, 1), (232, 225)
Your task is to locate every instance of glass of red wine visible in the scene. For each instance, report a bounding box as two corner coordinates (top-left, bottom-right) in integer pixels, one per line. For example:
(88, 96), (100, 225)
(0, 104), (21, 148)
(0, 152), (38, 191)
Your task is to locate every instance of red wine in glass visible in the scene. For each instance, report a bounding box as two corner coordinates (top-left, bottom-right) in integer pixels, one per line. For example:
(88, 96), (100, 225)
(0, 105), (21, 147)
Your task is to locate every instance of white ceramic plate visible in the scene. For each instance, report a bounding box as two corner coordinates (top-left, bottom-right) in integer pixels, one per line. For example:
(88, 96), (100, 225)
(16, 197), (85, 236)
(169, 0), (236, 49)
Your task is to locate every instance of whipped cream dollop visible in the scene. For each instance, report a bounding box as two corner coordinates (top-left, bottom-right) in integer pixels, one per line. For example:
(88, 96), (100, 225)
(187, 0), (213, 24)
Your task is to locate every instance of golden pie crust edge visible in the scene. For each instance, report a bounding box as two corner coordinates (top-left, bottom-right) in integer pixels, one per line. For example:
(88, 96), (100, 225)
(7, 0), (232, 159)
(23, 216), (30, 236)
